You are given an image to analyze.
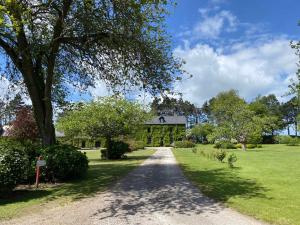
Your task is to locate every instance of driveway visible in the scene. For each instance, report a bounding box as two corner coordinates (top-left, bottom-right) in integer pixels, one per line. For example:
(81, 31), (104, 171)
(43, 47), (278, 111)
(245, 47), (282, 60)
(2, 148), (267, 225)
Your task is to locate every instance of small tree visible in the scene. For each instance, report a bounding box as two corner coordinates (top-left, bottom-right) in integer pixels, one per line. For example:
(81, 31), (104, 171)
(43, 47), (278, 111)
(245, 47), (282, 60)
(8, 107), (39, 141)
(210, 90), (263, 150)
(57, 97), (151, 159)
(190, 123), (214, 143)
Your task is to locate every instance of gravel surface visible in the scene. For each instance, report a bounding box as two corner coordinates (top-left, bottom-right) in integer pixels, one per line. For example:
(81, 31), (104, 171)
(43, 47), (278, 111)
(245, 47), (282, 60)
(1, 148), (268, 225)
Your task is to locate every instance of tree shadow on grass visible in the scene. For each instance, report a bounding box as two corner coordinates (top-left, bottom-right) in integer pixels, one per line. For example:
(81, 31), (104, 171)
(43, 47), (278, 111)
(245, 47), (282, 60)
(92, 159), (269, 221)
(0, 156), (145, 206)
(180, 164), (270, 202)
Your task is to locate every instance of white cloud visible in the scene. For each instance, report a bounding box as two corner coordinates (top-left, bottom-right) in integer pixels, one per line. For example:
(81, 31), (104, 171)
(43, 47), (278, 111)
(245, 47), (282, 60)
(173, 38), (297, 106)
(193, 10), (237, 39)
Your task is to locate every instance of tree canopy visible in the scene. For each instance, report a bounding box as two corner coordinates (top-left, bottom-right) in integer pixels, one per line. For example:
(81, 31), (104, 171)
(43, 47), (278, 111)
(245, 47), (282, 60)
(0, 0), (184, 145)
(57, 96), (151, 143)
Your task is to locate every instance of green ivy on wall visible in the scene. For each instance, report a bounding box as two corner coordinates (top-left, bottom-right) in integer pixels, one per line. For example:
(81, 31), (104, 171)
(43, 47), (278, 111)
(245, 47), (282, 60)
(136, 124), (186, 147)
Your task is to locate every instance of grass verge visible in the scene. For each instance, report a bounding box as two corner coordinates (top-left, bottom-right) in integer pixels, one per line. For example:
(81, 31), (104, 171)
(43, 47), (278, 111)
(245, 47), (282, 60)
(173, 144), (300, 225)
(0, 149), (155, 221)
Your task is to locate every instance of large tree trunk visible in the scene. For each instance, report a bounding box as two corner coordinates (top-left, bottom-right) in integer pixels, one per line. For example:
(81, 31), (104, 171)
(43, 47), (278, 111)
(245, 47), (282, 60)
(22, 69), (56, 146)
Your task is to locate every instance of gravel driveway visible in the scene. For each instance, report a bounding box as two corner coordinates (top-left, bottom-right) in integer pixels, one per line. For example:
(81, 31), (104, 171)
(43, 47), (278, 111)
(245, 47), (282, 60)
(2, 148), (267, 225)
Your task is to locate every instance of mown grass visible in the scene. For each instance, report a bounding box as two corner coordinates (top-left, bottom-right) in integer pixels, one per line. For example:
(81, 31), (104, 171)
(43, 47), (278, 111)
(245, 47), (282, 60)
(0, 149), (155, 221)
(173, 144), (300, 225)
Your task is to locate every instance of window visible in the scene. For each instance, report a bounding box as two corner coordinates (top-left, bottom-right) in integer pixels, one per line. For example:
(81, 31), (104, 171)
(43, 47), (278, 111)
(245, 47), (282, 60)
(147, 137), (152, 144)
(81, 140), (86, 148)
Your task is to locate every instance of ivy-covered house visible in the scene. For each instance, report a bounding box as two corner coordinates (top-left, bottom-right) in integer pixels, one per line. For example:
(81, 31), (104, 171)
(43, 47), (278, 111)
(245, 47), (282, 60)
(138, 115), (187, 147)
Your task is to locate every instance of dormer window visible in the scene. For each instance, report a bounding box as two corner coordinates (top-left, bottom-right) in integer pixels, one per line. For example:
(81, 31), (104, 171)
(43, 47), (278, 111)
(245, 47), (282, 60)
(159, 116), (166, 123)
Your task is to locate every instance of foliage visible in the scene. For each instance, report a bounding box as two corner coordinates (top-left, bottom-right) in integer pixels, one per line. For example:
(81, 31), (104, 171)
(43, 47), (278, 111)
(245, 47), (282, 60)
(214, 141), (236, 149)
(122, 138), (145, 152)
(105, 140), (130, 160)
(174, 140), (195, 148)
(227, 153), (237, 168)
(138, 124), (186, 147)
(190, 123), (214, 143)
(249, 94), (283, 135)
(209, 91), (263, 150)
(275, 136), (299, 146)
(41, 145), (88, 181)
(0, 142), (30, 192)
(0, 149), (155, 220)
(150, 97), (198, 116)
(57, 97), (150, 159)
(0, 1), (184, 146)
(215, 149), (227, 162)
(7, 107), (39, 141)
(235, 143), (261, 149)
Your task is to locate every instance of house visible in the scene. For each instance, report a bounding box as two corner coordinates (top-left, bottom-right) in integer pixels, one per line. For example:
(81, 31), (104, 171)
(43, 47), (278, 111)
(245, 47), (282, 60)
(139, 115), (187, 147)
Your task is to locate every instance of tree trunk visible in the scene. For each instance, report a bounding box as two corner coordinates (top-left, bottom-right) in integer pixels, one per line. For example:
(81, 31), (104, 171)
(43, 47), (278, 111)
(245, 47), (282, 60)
(287, 126), (290, 136)
(295, 122), (298, 137)
(241, 143), (247, 151)
(105, 136), (113, 159)
(22, 69), (56, 146)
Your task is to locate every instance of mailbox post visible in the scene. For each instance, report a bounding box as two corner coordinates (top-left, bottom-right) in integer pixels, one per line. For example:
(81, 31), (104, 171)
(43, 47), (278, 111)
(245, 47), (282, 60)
(35, 156), (46, 188)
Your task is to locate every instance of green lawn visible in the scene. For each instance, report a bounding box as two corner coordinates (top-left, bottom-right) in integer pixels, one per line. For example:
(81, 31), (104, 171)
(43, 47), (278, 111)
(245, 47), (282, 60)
(173, 144), (300, 225)
(0, 149), (155, 221)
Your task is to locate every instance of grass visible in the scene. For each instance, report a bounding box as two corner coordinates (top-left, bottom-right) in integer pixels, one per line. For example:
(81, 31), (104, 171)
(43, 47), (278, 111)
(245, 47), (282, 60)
(0, 149), (155, 221)
(173, 144), (300, 225)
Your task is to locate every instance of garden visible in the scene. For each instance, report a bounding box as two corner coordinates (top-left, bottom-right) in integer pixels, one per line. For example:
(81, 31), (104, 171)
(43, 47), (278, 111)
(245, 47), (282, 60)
(173, 144), (300, 225)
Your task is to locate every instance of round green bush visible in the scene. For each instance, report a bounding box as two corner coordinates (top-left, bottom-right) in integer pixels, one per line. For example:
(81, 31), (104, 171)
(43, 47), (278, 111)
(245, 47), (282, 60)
(214, 141), (236, 149)
(107, 140), (129, 159)
(0, 144), (30, 192)
(174, 140), (196, 148)
(41, 144), (88, 181)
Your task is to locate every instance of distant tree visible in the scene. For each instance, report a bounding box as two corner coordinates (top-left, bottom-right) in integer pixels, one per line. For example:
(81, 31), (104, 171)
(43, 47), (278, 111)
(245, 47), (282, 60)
(150, 97), (198, 116)
(190, 123), (214, 143)
(280, 98), (298, 135)
(0, 1), (184, 146)
(210, 90), (245, 124)
(57, 97), (150, 159)
(290, 38), (300, 135)
(209, 90), (263, 150)
(249, 94), (283, 135)
(0, 94), (25, 125)
(8, 107), (39, 141)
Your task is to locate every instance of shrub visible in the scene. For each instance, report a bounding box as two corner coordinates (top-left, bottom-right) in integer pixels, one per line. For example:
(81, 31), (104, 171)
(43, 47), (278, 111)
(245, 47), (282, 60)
(101, 149), (107, 159)
(247, 144), (257, 149)
(41, 144), (88, 181)
(275, 136), (299, 146)
(286, 138), (299, 146)
(235, 143), (262, 149)
(174, 140), (196, 148)
(215, 149), (226, 162)
(124, 139), (145, 151)
(107, 140), (130, 159)
(214, 141), (236, 149)
(227, 153), (237, 168)
(0, 144), (30, 192)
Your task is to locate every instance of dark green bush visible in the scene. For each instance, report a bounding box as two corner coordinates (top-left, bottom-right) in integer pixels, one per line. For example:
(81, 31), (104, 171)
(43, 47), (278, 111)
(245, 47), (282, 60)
(0, 144), (30, 192)
(41, 144), (88, 181)
(275, 136), (299, 146)
(227, 153), (237, 168)
(107, 140), (130, 159)
(214, 141), (236, 149)
(215, 149), (226, 162)
(174, 140), (196, 148)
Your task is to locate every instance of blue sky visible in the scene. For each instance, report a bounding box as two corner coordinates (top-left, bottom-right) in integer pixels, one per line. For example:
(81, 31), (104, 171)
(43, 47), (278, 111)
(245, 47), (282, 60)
(149, 0), (300, 106)
(1, 0), (300, 107)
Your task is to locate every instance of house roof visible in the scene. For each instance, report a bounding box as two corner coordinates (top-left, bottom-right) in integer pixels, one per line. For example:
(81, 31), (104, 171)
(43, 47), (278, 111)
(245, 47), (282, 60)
(145, 116), (186, 125)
